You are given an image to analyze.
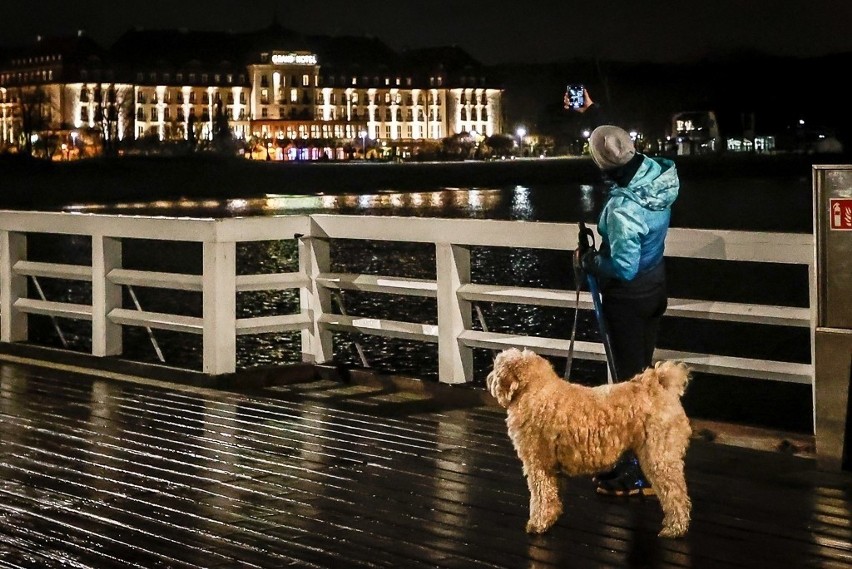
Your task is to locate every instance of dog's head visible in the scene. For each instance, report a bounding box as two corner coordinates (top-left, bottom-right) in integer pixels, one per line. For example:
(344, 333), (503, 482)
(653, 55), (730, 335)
(486, 347), (553, 408)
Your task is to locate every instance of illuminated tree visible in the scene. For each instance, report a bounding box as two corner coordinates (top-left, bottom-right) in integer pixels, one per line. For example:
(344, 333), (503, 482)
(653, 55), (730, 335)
(12, 85), (57, 158)
(211, 99), (237, 155)
(92, 84), (131, 156)
(485, 134), (515, 158)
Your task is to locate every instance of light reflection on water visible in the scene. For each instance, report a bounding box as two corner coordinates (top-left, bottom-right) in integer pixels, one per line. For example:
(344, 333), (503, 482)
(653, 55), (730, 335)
(64, 185), (551, 223)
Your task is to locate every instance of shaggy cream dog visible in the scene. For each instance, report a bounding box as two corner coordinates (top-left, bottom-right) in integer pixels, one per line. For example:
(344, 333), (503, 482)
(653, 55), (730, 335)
(487, 347), (692, 538)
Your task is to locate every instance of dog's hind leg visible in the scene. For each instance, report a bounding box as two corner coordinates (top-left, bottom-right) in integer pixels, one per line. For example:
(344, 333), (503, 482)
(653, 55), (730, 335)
(524, 467), (563, 534)
(637, 449), (691, 538)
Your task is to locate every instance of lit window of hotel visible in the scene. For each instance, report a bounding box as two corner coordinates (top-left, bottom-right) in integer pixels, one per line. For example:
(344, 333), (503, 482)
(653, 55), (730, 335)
(214, 74), (220, 83)
(189, 91), (196, 104)
(164, 107), (170, 120)
(290, 88), (298, 103)
(150, 108), (158, 121)
(260, 89), (269, 104)
(302, 75), (309, 87)
(226, 74), (233, 83)
(261, 107), (268, 118)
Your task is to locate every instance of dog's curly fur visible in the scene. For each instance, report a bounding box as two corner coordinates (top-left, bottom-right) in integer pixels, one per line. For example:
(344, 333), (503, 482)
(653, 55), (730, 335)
(487, 347), (692, 538)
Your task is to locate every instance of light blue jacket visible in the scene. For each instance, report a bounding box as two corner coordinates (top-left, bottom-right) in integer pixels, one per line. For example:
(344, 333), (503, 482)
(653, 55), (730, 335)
(595, 155), (679, 281)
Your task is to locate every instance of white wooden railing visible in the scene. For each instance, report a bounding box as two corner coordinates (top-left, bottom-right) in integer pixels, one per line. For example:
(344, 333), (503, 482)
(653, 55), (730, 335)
(0, 211), (814, 388)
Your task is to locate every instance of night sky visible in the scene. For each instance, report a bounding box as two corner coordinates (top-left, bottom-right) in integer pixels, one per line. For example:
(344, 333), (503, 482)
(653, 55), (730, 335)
(3, 0), (852, 65)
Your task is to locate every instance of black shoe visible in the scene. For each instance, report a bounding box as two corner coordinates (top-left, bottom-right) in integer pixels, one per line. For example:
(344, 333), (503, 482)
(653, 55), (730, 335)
(592, 451), (633, 484)
(592, 464), (621, 484)
(595, 457), (655, 497)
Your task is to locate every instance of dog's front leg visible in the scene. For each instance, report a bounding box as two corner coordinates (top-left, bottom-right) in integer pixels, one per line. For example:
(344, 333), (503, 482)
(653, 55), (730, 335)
(524, 468), (562, 534)
(640, 455), (691, 538)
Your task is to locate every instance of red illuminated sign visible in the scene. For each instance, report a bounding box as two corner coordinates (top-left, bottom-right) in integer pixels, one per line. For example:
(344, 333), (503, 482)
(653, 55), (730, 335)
(830, 198), (852, 230)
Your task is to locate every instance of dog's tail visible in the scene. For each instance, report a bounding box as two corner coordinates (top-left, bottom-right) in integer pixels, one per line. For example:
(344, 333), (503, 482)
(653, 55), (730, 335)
(652, 360), (691, 397)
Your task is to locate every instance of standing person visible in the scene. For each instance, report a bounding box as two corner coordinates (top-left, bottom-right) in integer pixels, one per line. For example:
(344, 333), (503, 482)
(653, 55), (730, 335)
(567, 88), (681, 496)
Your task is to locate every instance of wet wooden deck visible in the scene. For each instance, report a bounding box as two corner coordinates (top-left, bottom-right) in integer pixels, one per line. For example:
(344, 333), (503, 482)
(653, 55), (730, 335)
(1, 357), (851, 569)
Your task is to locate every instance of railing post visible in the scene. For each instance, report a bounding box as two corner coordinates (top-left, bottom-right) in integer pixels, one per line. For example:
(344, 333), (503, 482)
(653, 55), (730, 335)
(0, 231), (27, 343)
(300, 236), (333, 363)
(202, 241), (236, 374)
(92, 235), (122, 357)
(436, 243), (472, 384)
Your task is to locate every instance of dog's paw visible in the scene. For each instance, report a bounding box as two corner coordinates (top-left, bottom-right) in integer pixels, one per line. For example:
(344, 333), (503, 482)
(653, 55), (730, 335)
(525, 519), (554, 534)
(658, 524), (688, 539)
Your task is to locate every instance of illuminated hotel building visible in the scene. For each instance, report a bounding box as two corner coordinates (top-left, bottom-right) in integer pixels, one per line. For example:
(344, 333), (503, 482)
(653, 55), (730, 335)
(0, 27), (503, 158)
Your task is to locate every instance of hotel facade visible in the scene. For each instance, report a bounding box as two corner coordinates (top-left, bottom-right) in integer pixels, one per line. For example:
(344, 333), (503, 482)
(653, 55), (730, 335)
(0, 27), (504, 159)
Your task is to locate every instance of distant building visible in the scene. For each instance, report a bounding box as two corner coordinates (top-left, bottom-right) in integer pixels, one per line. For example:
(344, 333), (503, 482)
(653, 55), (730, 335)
(669, 111), (721, 155)
(0, 26), (504, 159)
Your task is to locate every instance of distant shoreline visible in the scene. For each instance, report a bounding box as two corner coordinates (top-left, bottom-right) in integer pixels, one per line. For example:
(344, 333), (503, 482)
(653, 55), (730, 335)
(0, 152), (832, 211)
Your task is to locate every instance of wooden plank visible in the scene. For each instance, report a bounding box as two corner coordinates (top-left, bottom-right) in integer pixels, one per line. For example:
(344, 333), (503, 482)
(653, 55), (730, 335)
(13, 260), (92, 281)
(235, 314), (311, 335)
(13, 298), (92, 320)
(461, 283), (810, 327)
(236, 272), (309, 292)
(108, 268), (203, 291)
(108, 308), (202, 334)
(319, 313), (439, 342)
(317, 273), (437, 297)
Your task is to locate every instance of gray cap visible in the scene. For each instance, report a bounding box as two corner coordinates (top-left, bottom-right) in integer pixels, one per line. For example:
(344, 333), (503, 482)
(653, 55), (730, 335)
(589, 125), (636, 170)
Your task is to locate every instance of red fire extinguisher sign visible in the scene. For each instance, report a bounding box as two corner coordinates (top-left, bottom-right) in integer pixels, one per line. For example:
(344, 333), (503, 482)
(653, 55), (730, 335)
(830, 198), (852, 230)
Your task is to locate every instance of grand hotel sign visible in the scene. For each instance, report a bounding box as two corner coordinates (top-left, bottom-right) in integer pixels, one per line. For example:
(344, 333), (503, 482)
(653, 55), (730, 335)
(271, 52), (318, 65)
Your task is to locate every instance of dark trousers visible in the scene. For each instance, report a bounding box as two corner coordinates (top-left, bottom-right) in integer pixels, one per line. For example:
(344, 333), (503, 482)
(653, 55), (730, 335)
(601, 287), (667, 381)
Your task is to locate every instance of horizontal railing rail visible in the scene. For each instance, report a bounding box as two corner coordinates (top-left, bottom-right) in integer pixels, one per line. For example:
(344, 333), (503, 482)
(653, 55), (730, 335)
(0, 211), (814, 390)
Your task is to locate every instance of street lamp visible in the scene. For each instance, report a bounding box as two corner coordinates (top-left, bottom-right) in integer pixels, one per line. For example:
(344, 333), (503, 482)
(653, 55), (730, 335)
(516, 126), (526, 156)
(360, 129), (367, 158)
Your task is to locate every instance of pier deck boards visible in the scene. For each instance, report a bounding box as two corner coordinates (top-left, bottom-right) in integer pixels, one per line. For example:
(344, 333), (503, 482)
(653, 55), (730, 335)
(1, 360), (850, 569)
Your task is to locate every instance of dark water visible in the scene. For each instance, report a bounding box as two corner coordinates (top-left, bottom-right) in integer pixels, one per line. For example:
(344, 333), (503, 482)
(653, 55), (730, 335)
(27, 171), (815, 432)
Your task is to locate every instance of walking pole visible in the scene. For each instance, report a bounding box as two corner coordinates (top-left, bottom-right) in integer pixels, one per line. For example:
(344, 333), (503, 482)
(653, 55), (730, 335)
(563, 254), (583, 379)
(577, 221), (618, 384)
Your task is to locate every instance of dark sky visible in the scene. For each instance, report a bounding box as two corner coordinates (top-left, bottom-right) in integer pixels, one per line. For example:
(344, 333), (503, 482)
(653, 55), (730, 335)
(4, 0), (852, 65)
